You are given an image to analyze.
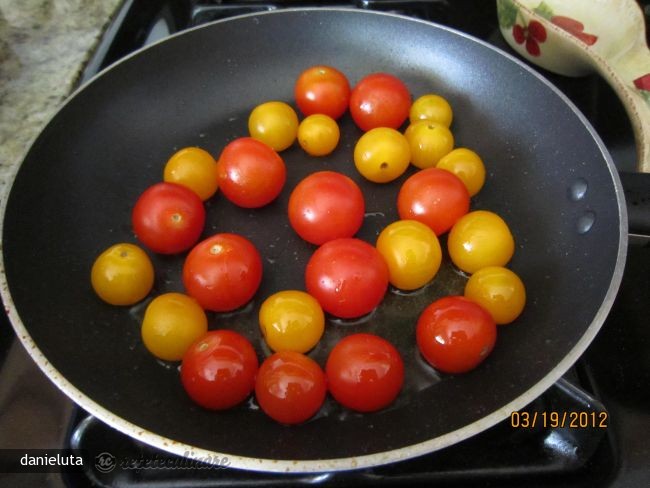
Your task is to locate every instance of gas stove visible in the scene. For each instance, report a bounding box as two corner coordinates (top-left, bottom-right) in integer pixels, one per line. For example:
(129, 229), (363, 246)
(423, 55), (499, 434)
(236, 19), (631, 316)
(1, 1), (649, 486)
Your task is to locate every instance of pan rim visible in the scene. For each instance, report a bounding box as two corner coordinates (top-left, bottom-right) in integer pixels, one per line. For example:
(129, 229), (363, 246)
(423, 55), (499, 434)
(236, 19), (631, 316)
(0, 6), (629, 473)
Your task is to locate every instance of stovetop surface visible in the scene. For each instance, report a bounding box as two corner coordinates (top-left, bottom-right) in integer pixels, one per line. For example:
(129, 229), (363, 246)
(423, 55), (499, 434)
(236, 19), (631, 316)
(1, 1), (649, 486)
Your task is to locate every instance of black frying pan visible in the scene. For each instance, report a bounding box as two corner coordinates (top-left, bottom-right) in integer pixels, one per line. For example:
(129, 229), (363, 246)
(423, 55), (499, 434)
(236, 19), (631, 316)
(0, 9), (626, 471)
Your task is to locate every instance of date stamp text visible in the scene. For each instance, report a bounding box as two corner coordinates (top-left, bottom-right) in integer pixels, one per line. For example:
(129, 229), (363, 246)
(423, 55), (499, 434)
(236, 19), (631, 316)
(510, 411), (608, 429)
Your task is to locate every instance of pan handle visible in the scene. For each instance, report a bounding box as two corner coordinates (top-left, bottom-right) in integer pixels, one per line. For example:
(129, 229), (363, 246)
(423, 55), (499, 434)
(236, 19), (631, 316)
(620, 171), (650, 236)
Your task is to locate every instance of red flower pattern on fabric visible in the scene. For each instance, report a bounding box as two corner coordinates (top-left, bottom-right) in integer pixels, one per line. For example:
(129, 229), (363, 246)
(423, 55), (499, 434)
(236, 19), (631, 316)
(551, 15), (598, 45)
(633, 73), (650, 91)
(512, 20), (547, 56)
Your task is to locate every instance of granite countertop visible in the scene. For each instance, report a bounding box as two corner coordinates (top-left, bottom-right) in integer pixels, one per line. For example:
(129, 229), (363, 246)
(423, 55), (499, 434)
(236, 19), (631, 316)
(0, 0), (123, 200)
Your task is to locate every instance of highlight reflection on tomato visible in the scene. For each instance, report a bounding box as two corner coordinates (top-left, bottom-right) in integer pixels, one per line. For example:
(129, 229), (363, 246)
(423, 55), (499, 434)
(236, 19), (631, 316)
(464, 266), (526, 324)
(181, 330), (259, 410)
(255, 351), (327, 424)
(354, 127), (411, 183)
(294, 65), (351, 120)
(259, 290), (324, 353)
(216, 137), (286, 208)
(141, 292), (207, 362)
(305, 238), (389, 319)
(91, 243), (154, 306)
(416, 296), (496, 374)
(183, 233), (263, 312)
(436, 147), (486, 197)
(447, 210), (515, 274)
(409, 93), (453, 127)
(163, 147), (219, 201)
(404, 120), (454, 169)
(297, 114), (340, 156)
(326, 333), (404, 412)
(132, 182), (205, 255)
(349, 73), (411, 131)
(248, 101), (299, 152)
(397, 168), (470, 236)
(288, 171), (365, 245)
(376, 220), (442, 290)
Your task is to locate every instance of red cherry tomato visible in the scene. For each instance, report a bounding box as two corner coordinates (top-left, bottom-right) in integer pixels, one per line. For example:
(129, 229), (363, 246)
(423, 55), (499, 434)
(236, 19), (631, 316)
(132, 182), (205, 254)
(397, 167), (470, 236)
(305, 238), (389, 319)
(255, 351), (327, 425)
(416, 296), (497, 374)
(326, 333), (404, 412)
(294, 65), (351, 120)
(349, 73), (411, 131)
(288, 171), (365, 245)
(216, 137), (286, 208)
(181, 330), (258, 410)
(183, 233), (263, 312)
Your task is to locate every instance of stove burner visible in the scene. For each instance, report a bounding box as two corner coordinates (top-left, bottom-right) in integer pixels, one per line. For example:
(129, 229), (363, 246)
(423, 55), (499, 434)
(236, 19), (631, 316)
(64, 376), (613, 486)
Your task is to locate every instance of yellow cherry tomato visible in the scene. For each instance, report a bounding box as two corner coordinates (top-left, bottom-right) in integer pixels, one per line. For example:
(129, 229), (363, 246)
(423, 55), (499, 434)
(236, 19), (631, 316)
(297, 114), (340, 156)
(409, 94), (453, 127)
(163, 147), (218, 201)
(353, 127), (411, 183)
(404, 121), (454, 169)
(448, 210), (515, 274)
(141, 293), (208, 361)
(248, 101), (299, 151)
(464, 266), (526, 324)
(376, 220), (442, 290)
(91, 243), (154, 306)
(436, 148), (486, 197)
(259, 290), (324, 353)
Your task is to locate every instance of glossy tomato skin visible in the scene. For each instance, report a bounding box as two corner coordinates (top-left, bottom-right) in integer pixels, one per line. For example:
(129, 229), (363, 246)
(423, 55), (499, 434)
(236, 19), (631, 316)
(326, 333), (404, 412)
(349, 73), (411, 131)
(305, 238), (389, 319)
(183, 233), (263, 312)
(259, 290), (325, 353)
(404, 121), (454, 169)
(91, 243), (154, 305)
(409, 94), (453, 127)
(255, 351), (327, 424)
(447, 210), (515, 274)
(297, 114), (340, 156)
(181, 330), (258, 410)
(216, 137), (286, 208)
(376, 220), (442, 290)
(464, 266), (526, 324)
(288, 171), (365, 245)
(416, 296), (496, 374)
(248, 101), (299, 152)
(353, 127), (411, 183)
(294, 65), (351, 120)
(397, 168), (470, 236)
(163, 147), (218, 201)
(436, 148), (486, 197)
(132, 182), (205, 254)
(141, 292), (207, 362)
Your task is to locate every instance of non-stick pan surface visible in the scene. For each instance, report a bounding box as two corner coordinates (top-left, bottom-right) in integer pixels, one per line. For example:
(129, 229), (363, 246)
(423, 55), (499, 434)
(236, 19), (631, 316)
(0, 9), (626, 471)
